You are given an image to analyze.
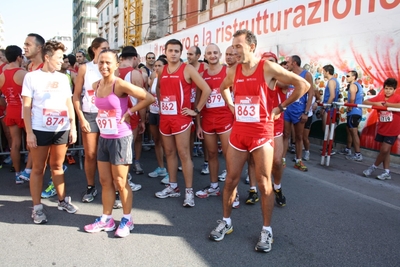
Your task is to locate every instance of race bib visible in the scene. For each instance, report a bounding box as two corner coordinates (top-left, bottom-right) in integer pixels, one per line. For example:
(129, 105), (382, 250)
(235, 96), (260, 122)
(96, 109), (118, 134)
(150, 93), (159, 112)
(206, 89), (225, 108)
(380, 111), (393, 122)
(160, 95), (177, 115)
(42, 109), (68, 131)
(190, 87), (196, 103)
(87, 89), (95, 105)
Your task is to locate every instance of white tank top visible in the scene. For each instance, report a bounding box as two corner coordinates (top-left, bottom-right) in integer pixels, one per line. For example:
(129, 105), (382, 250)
(82, 61), (102, 113)
(124, 72), (139, 114)
(149, 77), (159, 114)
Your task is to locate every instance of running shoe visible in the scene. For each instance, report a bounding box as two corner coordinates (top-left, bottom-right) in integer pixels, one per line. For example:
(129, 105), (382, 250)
(195, 186), (220, 198)
(302, 151), (310, 161)
(15, 173), (24, 185)
(3, 155), (12, 165)
(178, 166), (183, 171)
(57, 196), (78, 213)
(155, 185), (181, 198)
(218, 170), (227, 182)
(193, 146), (198, 157)
(246, 189), (259, 204)
(32, 204), (47, 224)
(274, 188), (286, 207)
(197, 146), (204, 156)
(363, 166), (376, 177)
(148, 167), (168, 178)
(376, 172), (391, 180)
(10, 166), (15, 172)
(82, 186), (98, 203)
(160, 174), (170, 185)
(84, 217), (116, 233)
(19, 170), (31, 182)
(66, 154), (76, 165)
(201, 163), (209, 175)
(134, 162), (144, 174)
(183, 189), (195, 207)
(255, 229), (273, 253)
(232, 193), (240, 209)
(339, 147), (351, 155)
(345, 153), (363, 162)
(209, 220), (233, 241)
(115, 217), (134, 238)
(113, 193), (122, 209)
(294, 160), (308, 171)
(129, 180), (142, 192)
(41, 181), (57, 198)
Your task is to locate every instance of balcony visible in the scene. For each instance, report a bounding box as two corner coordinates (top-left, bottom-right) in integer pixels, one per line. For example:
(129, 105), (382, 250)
(227, 0), (244, 12)
(113, 6), (119, 17)
(212, 1), (226, 17)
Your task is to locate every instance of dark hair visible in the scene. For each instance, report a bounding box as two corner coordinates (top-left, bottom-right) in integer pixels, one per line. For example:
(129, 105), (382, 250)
(146, 52), (155, 58)
(76, 50), (86, 56)
(121, 46), (138, 58)
(99, 49), (119, 62)
(42, 41), (66, 60)
(348, 70), (358, 80)
(291, 55), (301, 67)
(233, 30), (257, 51)
(67, 54), (76, 66)
(368, 89), (376, 95)
(383, 78), (398, 89)
(280, 61), (287, 66)
(88, 37), (108, 60)
(27, 33), (45, 47)
(323, 64), (335, 75)
(156, 57), (168, 65)
(165, 39), (183, 52)
(5, 45), (23, 62)
(194, 46), (201, 56)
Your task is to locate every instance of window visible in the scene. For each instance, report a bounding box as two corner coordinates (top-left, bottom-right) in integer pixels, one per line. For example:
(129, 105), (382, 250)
(115, 0), (119, 8)
(200, 0), (208, 12)
(179, 0), (186, 21)
(107, 6), (109, 15)
(114, 27), (118, 42)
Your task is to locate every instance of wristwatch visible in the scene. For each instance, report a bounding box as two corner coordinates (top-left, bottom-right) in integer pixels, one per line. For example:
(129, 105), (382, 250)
(278, 103), (286, 112)
(194, 108), (200, 114)
(303, 111), (308, 115)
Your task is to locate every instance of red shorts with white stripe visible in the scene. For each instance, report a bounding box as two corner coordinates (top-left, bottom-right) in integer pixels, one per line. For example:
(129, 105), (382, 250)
(229, 132), (274, 153)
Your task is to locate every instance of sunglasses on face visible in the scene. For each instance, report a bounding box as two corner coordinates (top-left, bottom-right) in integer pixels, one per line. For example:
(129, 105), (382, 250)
(147, 57), (155, 59)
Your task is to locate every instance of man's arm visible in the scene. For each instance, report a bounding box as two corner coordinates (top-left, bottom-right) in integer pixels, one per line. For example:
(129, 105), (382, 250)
(327, 79), (336, 104)
(184, 64), (211, 114)
(220, 66), (235, 114)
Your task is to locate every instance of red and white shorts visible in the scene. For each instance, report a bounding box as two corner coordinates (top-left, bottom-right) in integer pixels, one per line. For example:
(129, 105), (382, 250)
(229, 132), (274, 153)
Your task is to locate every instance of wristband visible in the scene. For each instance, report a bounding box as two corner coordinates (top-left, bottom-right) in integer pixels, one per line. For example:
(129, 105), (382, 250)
(278, 103), (286, 112)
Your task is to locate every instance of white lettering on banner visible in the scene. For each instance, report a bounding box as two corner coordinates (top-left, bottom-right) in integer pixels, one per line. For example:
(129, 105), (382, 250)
(379, 111), (393, 122)
(42, 109), (68, 131)
(235, 96), (260, 122)
(160, 95), (178, 115)
(96, 109), (118, 135)
(206, 89), (225, 108)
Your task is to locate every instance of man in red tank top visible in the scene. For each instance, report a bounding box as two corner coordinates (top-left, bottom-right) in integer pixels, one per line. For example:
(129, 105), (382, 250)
(24, 33), (45, 71)
(0, 46), (28, 183)
(155, 39), (211, 207)
(208, 30), (309, 253)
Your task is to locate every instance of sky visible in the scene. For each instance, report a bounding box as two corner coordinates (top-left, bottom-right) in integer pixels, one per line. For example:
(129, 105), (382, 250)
(1, 0), (73, 50)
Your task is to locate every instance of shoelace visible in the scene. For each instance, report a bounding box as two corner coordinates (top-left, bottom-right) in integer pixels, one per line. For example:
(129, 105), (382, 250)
(119, 218), (129, 228)
(260, 231), (272, 243)
(215, 220), (227, 232)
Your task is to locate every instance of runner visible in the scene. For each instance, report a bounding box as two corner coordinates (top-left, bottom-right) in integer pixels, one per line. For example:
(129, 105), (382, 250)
(83, 49), (154, 237)
(154, 39), (211, 207)
(194, 43), (233, 199)
(22, 40), (78, 224)
(73, 37), (109, 203)
(208, 30), (309, 252)
(0, 46), (27, 183)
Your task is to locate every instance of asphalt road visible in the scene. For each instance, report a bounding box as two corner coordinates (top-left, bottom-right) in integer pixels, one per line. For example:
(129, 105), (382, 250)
(0, 144), (400, 267)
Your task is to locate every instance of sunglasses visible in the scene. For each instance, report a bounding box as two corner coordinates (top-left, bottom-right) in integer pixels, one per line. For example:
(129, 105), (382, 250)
(147, 57), (155, 59)
(346, 75), (351, 78)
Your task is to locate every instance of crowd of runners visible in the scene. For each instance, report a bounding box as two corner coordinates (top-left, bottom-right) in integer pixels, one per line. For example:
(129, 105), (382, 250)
(0, 29), (399, 252)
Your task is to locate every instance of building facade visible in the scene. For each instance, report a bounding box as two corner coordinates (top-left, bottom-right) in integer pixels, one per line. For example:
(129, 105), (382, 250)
(0, 15), (5, 49)
(73, 0), (98, 54)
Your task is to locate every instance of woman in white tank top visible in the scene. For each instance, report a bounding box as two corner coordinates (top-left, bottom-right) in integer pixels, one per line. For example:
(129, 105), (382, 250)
(72, 37), (109, 203)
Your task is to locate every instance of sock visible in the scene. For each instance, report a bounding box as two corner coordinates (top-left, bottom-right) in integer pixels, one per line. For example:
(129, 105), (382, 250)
(185, 188), (193, 193)
(15, 172), (21, 177)
(355, 152), (361, 156)
(25, 168), (32, 174)
(100, 214), (112, 222)
(170, 182), (178, 189)
(273, 183), (281, 190)
(296, 158), (301, 164)
(123, 214), (132, 221)
(58, 199), (65, 203)
(223, 217), (231, 226)
(385, 169), (390, 174)
(87, 185), (95, 189)
(134, 160), (140, 164)
(204, 161), (208, 165)
(262, 226), (273, 235)
(250, 186), (257, 192)
(372, 164), (377, 169)
(211, 182), (218, 189)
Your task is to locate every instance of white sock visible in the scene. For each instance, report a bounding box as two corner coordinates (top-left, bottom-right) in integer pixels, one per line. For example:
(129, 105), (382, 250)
(223, 217), (231, 226)
(385, 169), (390, 174)
(211, 182), (218, 189)
(170, 183), (178, 189)
(372, 164), (377, 169)
(100, 214), (112, 222)
(250, 186), (257, 192)
(273, 183), (281, 190)
(262, 226), (273, 235)
(25, 168), (32, 174)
